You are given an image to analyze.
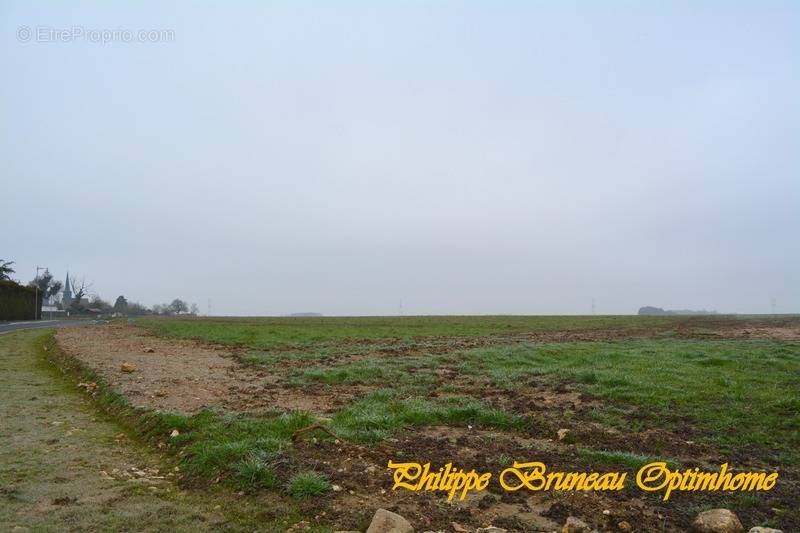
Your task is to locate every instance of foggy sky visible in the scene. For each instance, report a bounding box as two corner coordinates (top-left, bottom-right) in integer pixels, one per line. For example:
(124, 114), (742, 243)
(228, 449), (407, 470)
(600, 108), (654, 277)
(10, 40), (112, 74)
(2, 2), (798, 316)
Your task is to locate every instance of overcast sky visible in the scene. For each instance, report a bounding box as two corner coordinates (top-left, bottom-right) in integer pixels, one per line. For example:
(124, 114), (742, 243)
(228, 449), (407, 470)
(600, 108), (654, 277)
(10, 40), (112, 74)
(2, 2), (798, 316)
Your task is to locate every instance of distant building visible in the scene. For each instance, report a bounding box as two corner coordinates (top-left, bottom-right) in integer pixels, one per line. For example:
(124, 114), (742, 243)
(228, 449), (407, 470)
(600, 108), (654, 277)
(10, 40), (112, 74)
(40, 304), (66, 318)
(58, 272), (88, 310)
(62, 272), (73, 308)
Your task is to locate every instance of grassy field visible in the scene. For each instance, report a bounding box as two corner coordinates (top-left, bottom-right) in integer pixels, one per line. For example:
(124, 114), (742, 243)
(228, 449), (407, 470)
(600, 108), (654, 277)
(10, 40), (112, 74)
(136, 314), (685, 347)
(288, 339), (800, 458)
(138, 315), (800, 458)
(48, 315), (800, 531)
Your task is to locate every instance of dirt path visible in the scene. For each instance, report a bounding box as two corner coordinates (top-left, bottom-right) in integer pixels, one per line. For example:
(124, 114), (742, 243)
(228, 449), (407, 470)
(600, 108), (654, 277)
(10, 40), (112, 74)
(0, 330), (292, 532)
(55, 324), (360, 414)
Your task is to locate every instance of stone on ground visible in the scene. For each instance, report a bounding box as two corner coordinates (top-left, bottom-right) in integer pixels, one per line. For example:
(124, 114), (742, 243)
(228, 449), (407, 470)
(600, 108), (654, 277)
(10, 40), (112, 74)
(562, 516), (592, 533)
(691, 509), (744, 533)
(365, 508), (414, 533)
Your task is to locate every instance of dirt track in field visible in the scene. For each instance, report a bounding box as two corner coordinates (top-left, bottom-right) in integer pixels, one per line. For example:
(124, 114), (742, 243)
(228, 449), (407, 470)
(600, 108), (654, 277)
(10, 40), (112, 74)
(55, 324), (367, 415)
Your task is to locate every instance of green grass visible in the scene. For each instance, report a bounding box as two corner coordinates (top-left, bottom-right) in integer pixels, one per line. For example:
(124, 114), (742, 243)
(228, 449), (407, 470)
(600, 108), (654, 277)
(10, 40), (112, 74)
(136, 314), (688, 349)
(240, 344), (382, 365)
(138, 315), (800, 465)
(457, 340), (800, 462)
(578, 449), (678, 470)
(287, 471), (330, 499)
(292, 356), (440, 388)
(330, 390), (525, 442)
(233, 451), (278, 489)
(137, 409), (313, 487)
(297, 359), (409, 385)
(290, 334), (797, 462)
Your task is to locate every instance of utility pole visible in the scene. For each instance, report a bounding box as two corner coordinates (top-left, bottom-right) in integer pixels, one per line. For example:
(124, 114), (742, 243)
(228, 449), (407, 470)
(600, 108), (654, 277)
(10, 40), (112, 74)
(34, 265), (45, 320)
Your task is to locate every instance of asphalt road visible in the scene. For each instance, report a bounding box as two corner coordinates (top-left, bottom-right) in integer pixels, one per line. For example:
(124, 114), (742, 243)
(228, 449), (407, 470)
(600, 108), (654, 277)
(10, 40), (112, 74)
(0, 319), (94, 335)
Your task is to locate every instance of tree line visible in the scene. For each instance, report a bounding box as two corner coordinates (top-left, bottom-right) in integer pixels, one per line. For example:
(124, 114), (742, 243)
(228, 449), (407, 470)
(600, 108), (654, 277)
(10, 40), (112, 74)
(1, 258), (198, 317)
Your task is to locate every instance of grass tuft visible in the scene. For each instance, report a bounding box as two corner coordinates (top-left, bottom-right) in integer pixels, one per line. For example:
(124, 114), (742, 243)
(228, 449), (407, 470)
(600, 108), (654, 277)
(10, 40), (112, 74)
(287, 471), (330, 499)
(233, 451), (278, 489)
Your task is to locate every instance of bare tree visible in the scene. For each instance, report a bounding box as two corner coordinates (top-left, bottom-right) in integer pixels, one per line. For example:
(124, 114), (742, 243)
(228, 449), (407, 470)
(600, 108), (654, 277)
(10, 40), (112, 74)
(68, 276), (92, 310)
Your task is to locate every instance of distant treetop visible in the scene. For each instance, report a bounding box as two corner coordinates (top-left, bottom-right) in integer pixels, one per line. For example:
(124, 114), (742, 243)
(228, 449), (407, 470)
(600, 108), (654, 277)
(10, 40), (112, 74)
(638, 306), (718, 316)
(0, 259), (15, 281)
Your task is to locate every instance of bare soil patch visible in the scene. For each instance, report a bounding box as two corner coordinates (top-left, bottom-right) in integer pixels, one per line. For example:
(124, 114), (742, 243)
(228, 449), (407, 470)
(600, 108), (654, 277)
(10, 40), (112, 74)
(292, 425), (676, 532)
(676, 317), (800, 340)
(55, 324), (362, 415)
(288, 417), (799, 532)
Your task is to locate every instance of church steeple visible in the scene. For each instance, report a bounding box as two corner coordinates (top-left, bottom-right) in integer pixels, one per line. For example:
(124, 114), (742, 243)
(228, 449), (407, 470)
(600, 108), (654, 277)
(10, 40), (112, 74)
(63, 272), (72, 306)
